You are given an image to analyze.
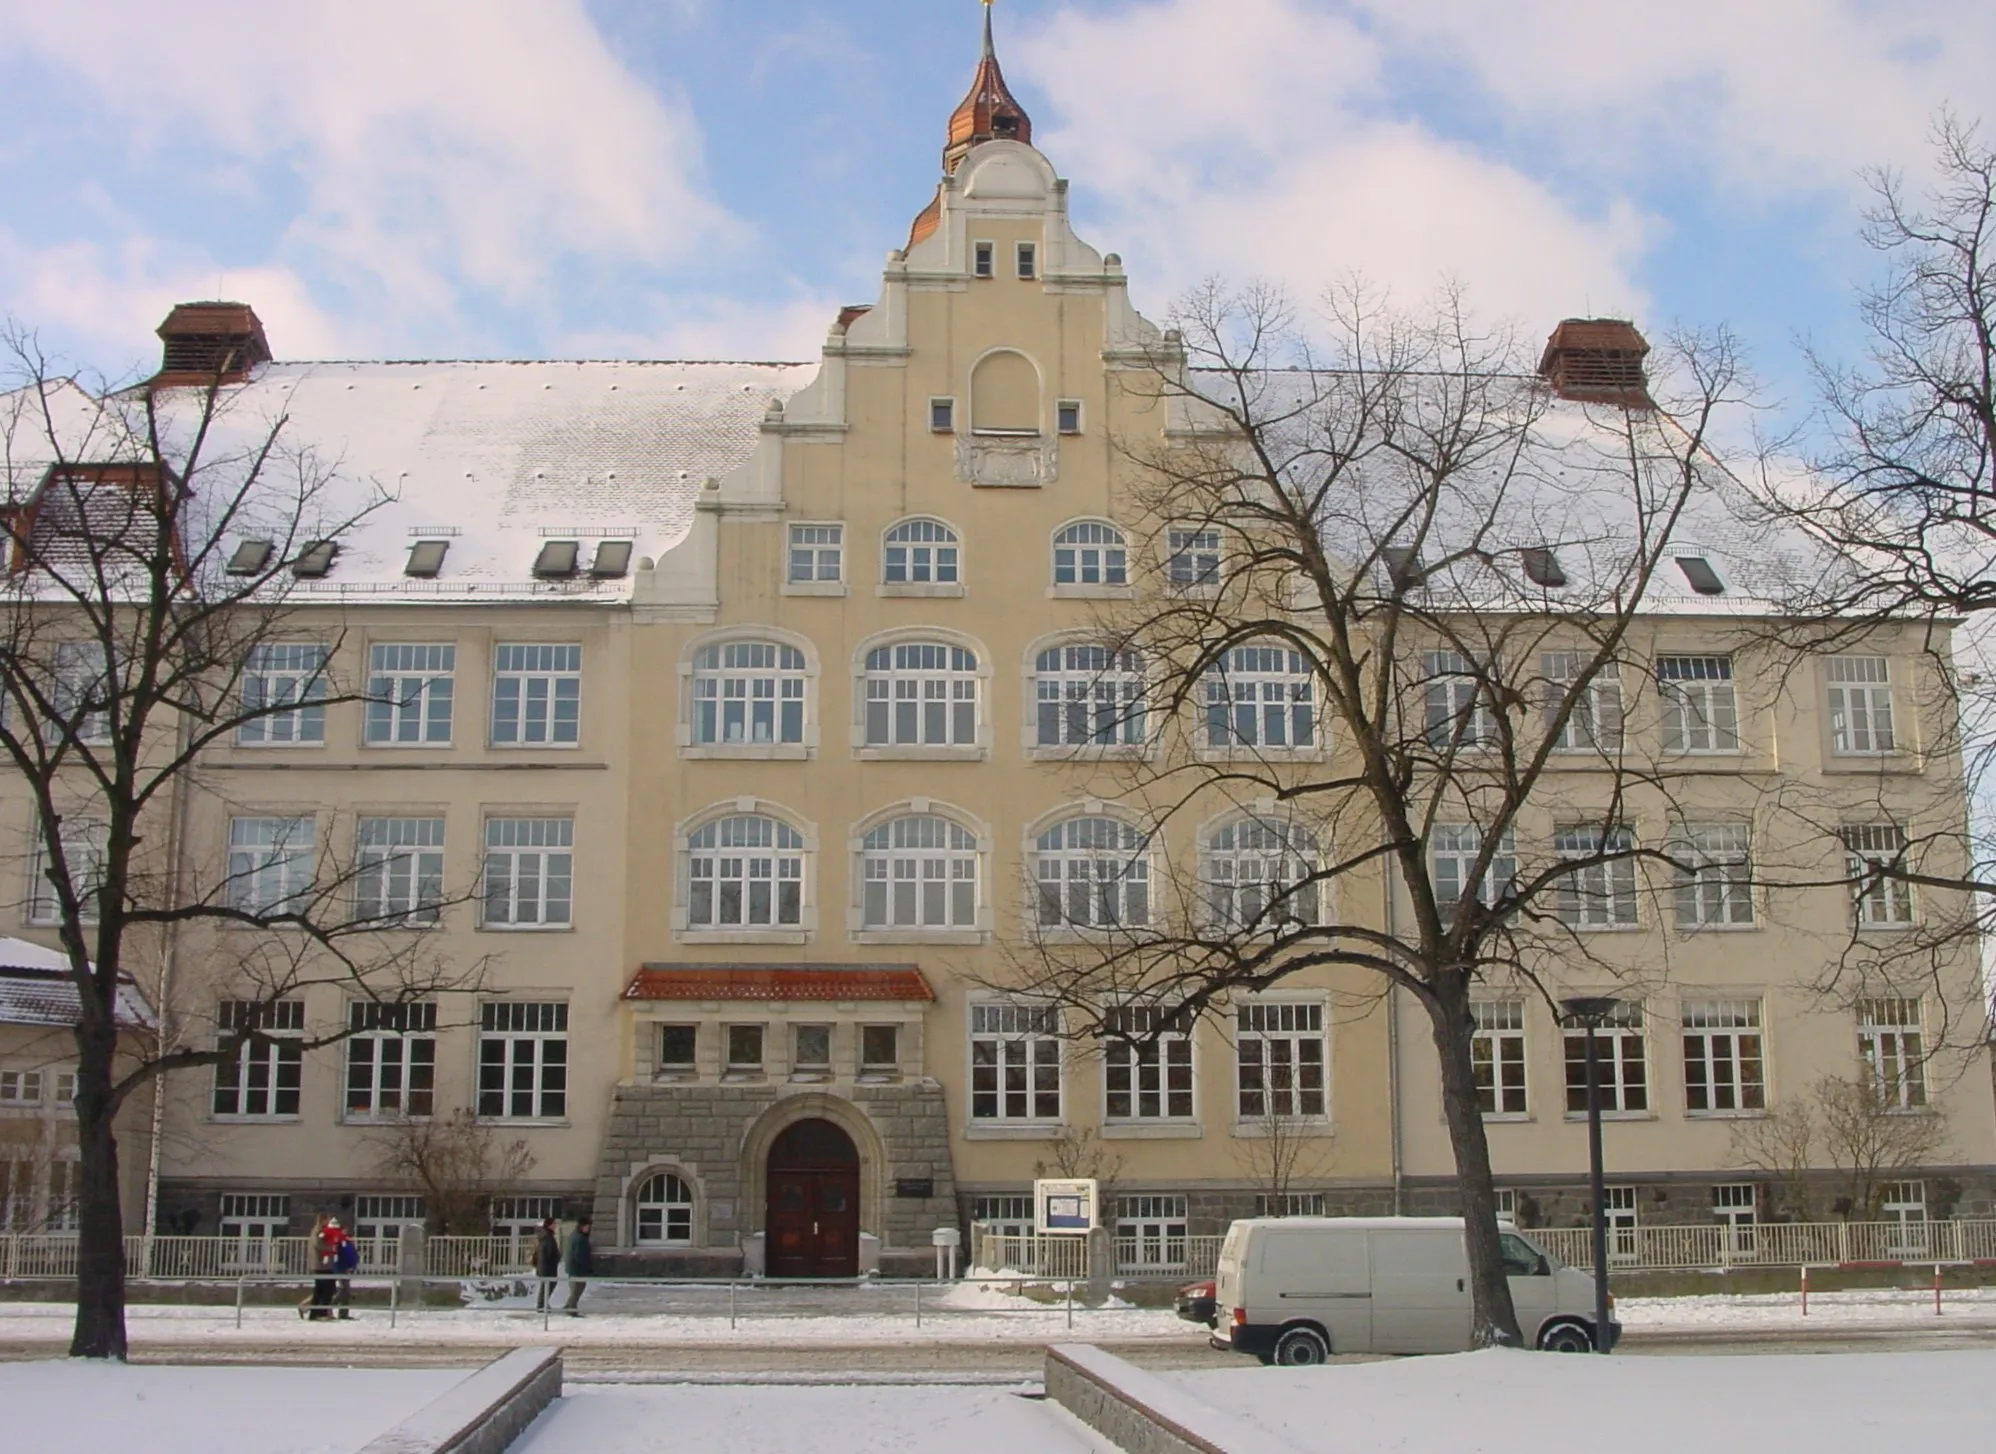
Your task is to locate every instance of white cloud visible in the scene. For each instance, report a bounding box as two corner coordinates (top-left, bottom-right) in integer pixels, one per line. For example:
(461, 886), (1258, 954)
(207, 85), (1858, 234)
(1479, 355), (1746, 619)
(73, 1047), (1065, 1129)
(554, 293), (842, 364)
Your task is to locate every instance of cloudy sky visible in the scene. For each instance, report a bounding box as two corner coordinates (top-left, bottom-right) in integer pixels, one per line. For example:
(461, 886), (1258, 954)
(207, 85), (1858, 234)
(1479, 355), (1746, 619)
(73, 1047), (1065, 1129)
(1, 0), (1989, 411)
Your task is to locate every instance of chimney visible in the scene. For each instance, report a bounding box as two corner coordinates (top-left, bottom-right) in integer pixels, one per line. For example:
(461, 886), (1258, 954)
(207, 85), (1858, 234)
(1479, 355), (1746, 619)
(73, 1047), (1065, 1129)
(153, 302), (272, 386)
(1537, 318), (1651, 407)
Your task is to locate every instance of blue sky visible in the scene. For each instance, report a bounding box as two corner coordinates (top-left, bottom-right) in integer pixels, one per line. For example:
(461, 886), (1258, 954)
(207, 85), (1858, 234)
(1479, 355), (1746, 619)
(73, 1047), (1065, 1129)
(1, 0), (1990, 418)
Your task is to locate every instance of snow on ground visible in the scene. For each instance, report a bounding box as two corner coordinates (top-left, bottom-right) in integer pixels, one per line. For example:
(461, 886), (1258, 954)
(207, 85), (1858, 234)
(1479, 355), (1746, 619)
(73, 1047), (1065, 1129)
(1617, 1284), (1996, 1330)
(0, 1361), (468, 1454)
(513, 1383), (1113, 1454)
(1174, 1348), (1996, 1454)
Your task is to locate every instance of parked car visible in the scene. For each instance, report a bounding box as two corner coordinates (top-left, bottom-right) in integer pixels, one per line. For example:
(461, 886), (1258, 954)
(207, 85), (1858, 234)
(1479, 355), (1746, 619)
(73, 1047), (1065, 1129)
(1174, 1278), (1217, 1327)
(1213, 1216), (1618, 1365)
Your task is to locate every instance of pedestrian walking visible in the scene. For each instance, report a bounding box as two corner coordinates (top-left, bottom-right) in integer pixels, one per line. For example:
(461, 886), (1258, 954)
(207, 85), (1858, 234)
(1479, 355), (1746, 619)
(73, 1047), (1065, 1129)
(533, 1216), (561, 1311)
(563, 1216), (593, 1316)
(301, 1214), (338, 1321)
(331, 1221), (359, 1319)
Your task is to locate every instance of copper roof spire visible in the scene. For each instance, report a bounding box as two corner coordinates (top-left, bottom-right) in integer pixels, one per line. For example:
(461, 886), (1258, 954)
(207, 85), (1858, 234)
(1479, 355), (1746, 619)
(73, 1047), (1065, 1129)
(910, 4), (1035, 247)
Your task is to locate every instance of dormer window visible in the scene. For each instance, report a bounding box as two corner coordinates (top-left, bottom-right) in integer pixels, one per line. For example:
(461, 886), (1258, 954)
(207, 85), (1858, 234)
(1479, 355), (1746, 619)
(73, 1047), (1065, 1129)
(974, 241), (995, 279)
(534, 540), (580, 578)
(1676, 557), (1724, 595)
(291, 541), (337, 579)
(591, 540), (633, 578)
(1381, 545), (1425, 590)
(405, 540), (449, 578)
(1520, 547), (1567, 588)
(226, 540), (273, 577)
(1016, 242), (1037, 280)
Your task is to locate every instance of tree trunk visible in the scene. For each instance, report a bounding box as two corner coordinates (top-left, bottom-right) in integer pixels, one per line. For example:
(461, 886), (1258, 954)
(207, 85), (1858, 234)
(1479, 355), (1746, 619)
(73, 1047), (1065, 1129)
(69, 1024), (128, 1360)
(1425, 982), (1523, 1347)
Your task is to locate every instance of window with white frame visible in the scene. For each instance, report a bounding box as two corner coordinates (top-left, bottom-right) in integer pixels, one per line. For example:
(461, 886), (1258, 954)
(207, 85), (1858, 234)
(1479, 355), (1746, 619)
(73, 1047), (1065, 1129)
(1115, 1194), (1188, 1271)
(1423, 649), (1496, 750)
(792, 1023), (832, 1077)
(1236, 1002), (1327, 1120)
(1882, 1180), (1928, 1235)
(1035, 643), (1146, 748)
(1826, 656), (1895, 754)
(365, 643), (455, 745)
(1472, 1000), (1528, 1116)
(0, 1159), (33, 1231)
(50, 641), (111, 745)
(211, 1000), (304, 1118)
(1554, 824), (1639, 928)
(353, 1194), (426, 1255)
(218, 1192), (290, 1258)
(481, 818), (573, 928)
(1493, 1188), (1518, 1219)
(657, 1024), (697, 1077)
(227, 816), (316, 916)
(1255, 1191), (1328, 1217)
(1671, 822), (1754, 928)
(860, 1024), (900, 1078)
(1563, 1000), (1647, 1114)
(971, 1193), (1033, 1240)
(726, 1024), (764, 1075)
(44, 1160), (78, 1232)
(969, 1002), (1062, 1121)
(54, 1070), (76, 1107)
(883, 518), (960, 584)
(1658, 654), (1740, 753)
(1033, 816), (1150, 930)
(344, 1001), (437, 1119)
(491, 644), (581, 746)
(478, 1001), (568, 1119)
(1104, 1005), (1194, 1121)
(1166, 528), (1220, 590)
(490, 1195), (562, 1263)
(238, 643), (328, 745)
(863, 642), (979, 747)
(1204, 644), (1316, 750)
(1713, 1183), (1757, 1254)
(1859, 998), (1927, 1109)
(354, 817), (444, 926)
(1204, 818), (1319, 930)
(860, 815), (977, 930)
(1431, 824), (1516, 910)
(1052, 521), (1127, 587)
(788, 523), (844, 583)
(1603, 1185), (1638, 1262)
(30, 815), (107, 925)
(1843, 824), (1916, 926)
(1542, 651), (1623, 752)
(1681, 999), (1765, 1113)
(687, 815), (804, 928)
(0, 1070), (43, 1105)
(691, 641), (806, 746)
(634, 1171), (695, 1244)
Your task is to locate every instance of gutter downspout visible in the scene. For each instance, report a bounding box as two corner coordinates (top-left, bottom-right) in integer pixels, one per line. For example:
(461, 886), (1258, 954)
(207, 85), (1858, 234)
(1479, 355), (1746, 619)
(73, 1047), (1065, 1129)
(1384, 859), (1404, 1216)
(141, 706), (195, 1254)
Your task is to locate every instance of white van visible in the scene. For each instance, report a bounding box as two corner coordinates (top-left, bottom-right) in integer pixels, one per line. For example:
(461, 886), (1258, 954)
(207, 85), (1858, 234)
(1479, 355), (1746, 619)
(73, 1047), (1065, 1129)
(1214, 1216), (1616, 1364)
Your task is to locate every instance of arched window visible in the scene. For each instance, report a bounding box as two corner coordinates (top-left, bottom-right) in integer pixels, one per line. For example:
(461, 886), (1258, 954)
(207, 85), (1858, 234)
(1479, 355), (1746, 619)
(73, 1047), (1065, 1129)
(861, 816), (978, 929)
(971, 350), (1039, 434)
(1052, 522), (1127, 587)
(690, 640), (806, 745)
(1205, 819), (1321, 930)
(687, 815), (804, 927)
(1034, 817), (1150, 929)
(634, 1171), (694, 1244)
(884, 519), (959, 584)
(863, 642), (979, 747)
(1035, 644), (1145, 748)
(1203, 644), (1316, 749)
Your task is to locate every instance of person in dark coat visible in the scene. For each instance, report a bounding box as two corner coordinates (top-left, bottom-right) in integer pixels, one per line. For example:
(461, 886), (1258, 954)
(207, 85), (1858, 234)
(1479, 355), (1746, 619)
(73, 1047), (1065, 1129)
(533, 1217), (561, 1311)
(302, 1214), (339, 1321)
(562, 1217), (593, 1316)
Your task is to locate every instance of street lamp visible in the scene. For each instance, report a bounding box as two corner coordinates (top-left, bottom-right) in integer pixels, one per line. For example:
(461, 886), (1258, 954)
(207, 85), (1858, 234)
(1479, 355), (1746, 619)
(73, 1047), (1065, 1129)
(1561, 994), (1619, 1354)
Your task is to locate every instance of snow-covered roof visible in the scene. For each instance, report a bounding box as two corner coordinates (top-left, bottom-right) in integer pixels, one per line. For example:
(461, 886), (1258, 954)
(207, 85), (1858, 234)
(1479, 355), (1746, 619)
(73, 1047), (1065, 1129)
(0, 939), (156, 1030)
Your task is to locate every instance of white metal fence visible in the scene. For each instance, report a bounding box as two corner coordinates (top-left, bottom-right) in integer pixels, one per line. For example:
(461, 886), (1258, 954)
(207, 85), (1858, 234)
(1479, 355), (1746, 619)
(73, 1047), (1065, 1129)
(1526, 1218), (1996, 1271)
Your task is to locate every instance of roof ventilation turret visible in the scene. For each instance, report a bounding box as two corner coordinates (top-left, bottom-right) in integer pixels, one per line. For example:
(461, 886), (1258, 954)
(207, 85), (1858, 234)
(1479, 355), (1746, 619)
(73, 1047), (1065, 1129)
(153, 302), (272, 387)
(1537, 319), (1651, 407)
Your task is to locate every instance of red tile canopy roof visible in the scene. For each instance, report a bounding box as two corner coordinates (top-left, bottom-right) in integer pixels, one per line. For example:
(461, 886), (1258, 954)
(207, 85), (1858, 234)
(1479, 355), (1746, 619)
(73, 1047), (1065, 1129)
(624, 964), (935, 1004)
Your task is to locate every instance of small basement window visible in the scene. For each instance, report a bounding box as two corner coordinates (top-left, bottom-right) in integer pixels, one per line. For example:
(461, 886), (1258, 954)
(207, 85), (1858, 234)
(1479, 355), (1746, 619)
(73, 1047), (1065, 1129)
(1382, 545), (1425, 589)
(973, 241), (994, 279)
(1520, 547), (1568, 588)
(1676, 556), (1725, 595)
(291, 541), (338, 579)
(590, 540), (633, 578)
(1056, 400), (1082, 435)
(1016, 242), (1037, 280)
(226, 540), (273, 576)
(404, 539), (449, 578)
(533, 540), (580, 578)
(930, 397), (956, 433)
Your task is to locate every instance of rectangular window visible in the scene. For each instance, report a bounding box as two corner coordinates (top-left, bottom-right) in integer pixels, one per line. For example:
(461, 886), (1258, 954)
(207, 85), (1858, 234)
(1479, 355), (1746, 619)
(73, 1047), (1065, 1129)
(1563, 1000), (1648, 1114)
(929, 398), (955, 433)
(1203, 645), (1315, 750)
(1827, 656), (1894, 754)
(787, 523), (844, 583)
(477, 1001), (568, 1119)
(353, 1194), (427, 1255)
(212, 1000), (305, 1118)
(1554, 824), (1639, 928)
(238, 644), (328, 744)
(227, 816), (316, 916)
(354, 817), (445, 926)
(1604, 1185), (1638, 1263)
(1167, 529), (1221, 590)
(0, 1070), (43, 1105)
(1472, 1000), (1528, 1116)
(859, 1024), (900, 1077)
(1671, 822), (1754, 928)
(1056, 399), (1082, 435)
(30, 815), (108, 925)
(50, 641), (111, 745)
(1236, 1002), (1326, 1120)
(1682, 999), (1765, 1114)
(658, 1024), (697, 1076)
(1431, 824), (1515, 909)
(726, 1023), (765, 1074)
(482, 818), (574, 928)
(1713, 1183), (1757, 1255)
(219, 1192), (291, 1260)
(969, 1002), (1062, 1121)
(692, 641), (807, 746)
(1658, 654), (1740, 753)
(344, 1002), (437, 1119)
(491, 644), (581, 746)
(1542, 651), (1623, 752)
(973, 241), (994, 279)
(365, 643), (455, 745)
(1859, 998), (1926, 1109)
(1115, 1194), (1188, 1272)
(1844, 824), (1916, 926)
(1882, 1181), (1928, 1243)
(971, 1193), (1034, 1240)
(1254, 1192), (1328, 1218)
(54, 1070), (77, 1107)
(45, 1161), (79, 1232)
(792, 1023), (832, 1076)
(1104, 1005), (1194, 1121)
(1016, 241), (1037, 279)
(1423, 650), (1496, 749)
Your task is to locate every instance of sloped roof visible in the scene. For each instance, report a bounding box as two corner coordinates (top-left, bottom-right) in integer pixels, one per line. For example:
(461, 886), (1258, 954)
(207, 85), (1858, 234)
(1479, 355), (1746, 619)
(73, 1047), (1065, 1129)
(0, 939), (157, 1030)
(624, 964), (935, 1003)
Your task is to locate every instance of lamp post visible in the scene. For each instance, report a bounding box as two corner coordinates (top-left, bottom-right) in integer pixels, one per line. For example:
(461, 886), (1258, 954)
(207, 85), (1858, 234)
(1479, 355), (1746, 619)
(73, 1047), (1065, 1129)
(1561, 995), (1619, 1354)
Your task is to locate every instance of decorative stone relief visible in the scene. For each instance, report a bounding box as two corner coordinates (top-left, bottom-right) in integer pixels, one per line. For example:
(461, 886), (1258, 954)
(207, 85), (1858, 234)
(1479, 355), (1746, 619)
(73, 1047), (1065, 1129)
(956, 434), (1056, 488)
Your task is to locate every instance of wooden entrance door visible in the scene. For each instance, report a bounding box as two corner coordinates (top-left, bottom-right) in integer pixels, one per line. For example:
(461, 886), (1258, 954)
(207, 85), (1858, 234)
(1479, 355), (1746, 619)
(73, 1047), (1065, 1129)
(765, 1118), (861, 1278)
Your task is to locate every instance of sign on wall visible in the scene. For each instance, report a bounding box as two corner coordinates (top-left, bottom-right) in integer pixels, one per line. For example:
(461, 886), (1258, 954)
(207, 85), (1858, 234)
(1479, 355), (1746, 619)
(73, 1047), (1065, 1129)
(1034, 1178), (1098, 1235)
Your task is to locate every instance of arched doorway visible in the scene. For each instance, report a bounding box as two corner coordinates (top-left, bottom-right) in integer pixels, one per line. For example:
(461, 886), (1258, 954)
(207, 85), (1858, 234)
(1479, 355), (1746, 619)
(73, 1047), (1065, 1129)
(765, 1118), (860, 1278)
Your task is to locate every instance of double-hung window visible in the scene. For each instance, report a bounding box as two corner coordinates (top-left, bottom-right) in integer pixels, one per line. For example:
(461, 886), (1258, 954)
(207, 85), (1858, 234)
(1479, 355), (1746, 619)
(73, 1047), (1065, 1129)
(1858, 998), (1926, 1109)
(212, 1000), (304, 1118)
(1235, 1002), (1326, 1120)
(787, 523), (843, 584)
(883, 519), (959, 584)
(1422, 650), (1495, 750)
(30, 815), (107, 924)
(366, 644), (455, 745)
(1658, 654), (1739, 753)
(1844, 824), (1915, 926)
(353, 1195), (426, 1258)
(1554, 824), (1638, 928)
(687, 815), (804, 928)
(863, 642), (978, 747)
(1431, 824), (1515, 910)
(490, 644), (580, 746)
(354, 817), (444, 926)
(969, 1002), (1062, 1122)
(1166, 528), (1220, 590)
(477, 1001), (568, 1119)
(50, 641), (112, 745)
(1671, 822), (1754, 928)
(635, 1173), (694, 1244)
(1472, 999), (1528, 1115)
(1035, 644), (1145, 748)
(1052, 522), (1127, 587)
(1033, 817), (1150, 929)
(345, 1002), (436, 1119)
(691, 641), (806, 746)
(1681, 999), (1764, 1113)
(228, 816), (316, 916)
(860, 815), (977, 930)
(1115, 1194), (1188, 1272)
(1542, 651), (1623, 753)
(1563, 1000), (1647, 1114)
(482, 818), (574, 928)
(1204, 819), (1319, 930)
(219, 1193), (290, 1263)
(1203, 644), (1315, 749)
(238, 644), (328, 744)
(1826, 656), (1894, 754)
(0, 1070), (43, 1106)
(1104, 1005), (1194, 1121)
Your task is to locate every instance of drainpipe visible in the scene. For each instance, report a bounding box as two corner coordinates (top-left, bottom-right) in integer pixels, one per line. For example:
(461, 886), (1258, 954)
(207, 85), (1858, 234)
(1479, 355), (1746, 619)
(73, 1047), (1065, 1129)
(1384, 858), (1404, 1216)
(141, 705), (196, 1254)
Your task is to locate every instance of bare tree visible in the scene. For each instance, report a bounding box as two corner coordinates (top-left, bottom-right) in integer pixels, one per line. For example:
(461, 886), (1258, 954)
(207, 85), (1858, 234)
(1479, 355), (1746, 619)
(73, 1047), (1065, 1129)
(1813, 1075), (1951, 1220)
(0, 332), (487, 1358)
(1234, 1099), (1334, 1216)
(368, 1110), (536, 1235)
(1729, 1101), (1818, 1221)
(1032, 1123), (1126, 1190)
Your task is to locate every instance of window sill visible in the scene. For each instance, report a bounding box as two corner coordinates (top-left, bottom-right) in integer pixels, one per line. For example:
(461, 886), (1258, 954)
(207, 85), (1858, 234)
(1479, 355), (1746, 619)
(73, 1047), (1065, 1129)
(232, 741), (329, 750)
(680, 744), (812, 761)
(1558, 923), (1645, 934)
(1230, 1119), (1332, 1139)
(477, 923), (576, 933)
(878, 583), (966, 598)
(208, 1116), (304, 1125)
(962, 1122), (1067, 1141)
(1684, 1109), (1767, 1121)
(1479, 1113), (1534, 1124)
(789, 1071), (834, 1084)
(487, 742), (583, 752)
(475, 1118), (573, 1128)
(652, 1071), (699, 1084)
(361, 743), (457, 751)
(1854, 922), (1921, 933)
(1047, 584), (1134, 601)
(1561, 1112), (1658, 1123)
(782, 582), (848, 598)
(675, 929), (811, 945)
(340, 1112), (437, 1126)
(856, 1071), (901, 1084)
(721, 1072), (767, 1084)
(853, 746), (986, 763)
(1101, 1121), (1204, 1140)
(1024, 744), (1150, 763)
(1675, 922), (1760, 934)
(1033, 926), (1153, 943)
(1193, 746), (1327, 764)
(852, 928), (988, 946)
